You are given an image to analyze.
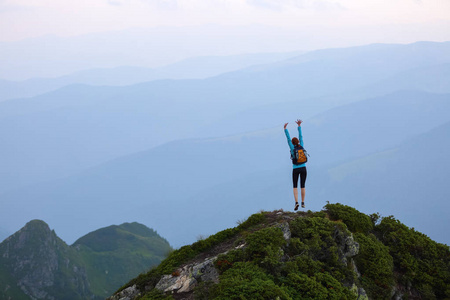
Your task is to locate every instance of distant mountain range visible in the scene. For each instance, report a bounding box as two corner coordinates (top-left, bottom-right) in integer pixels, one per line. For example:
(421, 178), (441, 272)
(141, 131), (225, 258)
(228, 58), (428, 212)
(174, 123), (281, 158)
(1, 42), (449, 193)
(1, 90), (449, 248)
(1, 41), (449, 250)
(0, 220), (172, 300)
(0, 51), (302, 102)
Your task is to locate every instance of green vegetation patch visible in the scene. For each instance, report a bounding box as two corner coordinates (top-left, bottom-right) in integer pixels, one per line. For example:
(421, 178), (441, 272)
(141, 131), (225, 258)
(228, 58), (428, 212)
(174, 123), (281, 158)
(375, 216), (450, 299)
(211, 262), (290, 300)
(354, 233), (394, 299)
(324, 203), (373, 234)
(119, 207), (450, 300)
(121, 212), (267, 294)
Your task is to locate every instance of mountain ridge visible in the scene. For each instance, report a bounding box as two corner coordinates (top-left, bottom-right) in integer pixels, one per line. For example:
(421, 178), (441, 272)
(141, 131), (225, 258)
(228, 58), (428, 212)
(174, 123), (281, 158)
(109, 204), (450, 300)
(1, 41), (449, 194)
(0, 220), (172, 300)
(0, 51), (302, 102)
(1, 90), (449, 247)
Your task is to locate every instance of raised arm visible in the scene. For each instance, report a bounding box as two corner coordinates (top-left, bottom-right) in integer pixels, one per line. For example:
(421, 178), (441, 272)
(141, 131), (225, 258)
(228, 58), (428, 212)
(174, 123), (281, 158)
(284, 123), (294, 150)
(296, 119), (304, 147)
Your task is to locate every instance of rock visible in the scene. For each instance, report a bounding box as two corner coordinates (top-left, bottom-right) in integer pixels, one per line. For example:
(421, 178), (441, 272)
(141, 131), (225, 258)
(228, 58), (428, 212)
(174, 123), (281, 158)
(155, 274), (183, 292)
(235, 243), (245, 250)
(108, 284), (140, 300)
(275, 222), (291, 241)
(358, 287), (369, 300)
(350, 284), (369, 300)
(335, 229), (359, 265)
(391, 285), (404, 300)
(177, 275), (197, 293)
(192, 257), (219, 283)
(155, 256), (219, 294)
(350, 258), (361, 277)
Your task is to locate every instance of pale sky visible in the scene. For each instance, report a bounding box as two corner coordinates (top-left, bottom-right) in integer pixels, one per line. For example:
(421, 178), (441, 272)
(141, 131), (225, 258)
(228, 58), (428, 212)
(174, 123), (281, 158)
(1, 0), (449, 42)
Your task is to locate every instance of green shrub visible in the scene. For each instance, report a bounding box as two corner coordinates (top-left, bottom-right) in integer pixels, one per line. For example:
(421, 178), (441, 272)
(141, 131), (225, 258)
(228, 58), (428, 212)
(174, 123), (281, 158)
(375, 216), (450, 299)
(215, 249), (246, 273)
(290, 216), (356, 281)
(286, 273), (329, 299)
(289, 217), (336, 260)
(324, 203), (373, 234)
(191, 228), (239, 253)
(245, 227), (286, 274)
(287, 238), (309, 257)
(193, 281), (216, 300)
(354, 233), (394, 299)
(138, 288), (173, 299)
(211, 262), (291, 300)
(237, 212), (266, 230)
(285, 272), (356, 300)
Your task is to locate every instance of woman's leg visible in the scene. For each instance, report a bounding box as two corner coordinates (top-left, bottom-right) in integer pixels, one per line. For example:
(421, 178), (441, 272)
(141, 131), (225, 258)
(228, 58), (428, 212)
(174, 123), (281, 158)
(292, 168), (301, 209)
(300, 167), (307, 206)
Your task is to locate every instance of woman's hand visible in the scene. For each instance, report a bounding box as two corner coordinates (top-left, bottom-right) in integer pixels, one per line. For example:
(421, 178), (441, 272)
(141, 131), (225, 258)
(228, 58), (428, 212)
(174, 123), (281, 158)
(284, 123), (288, 129)
(296, 119), (303, 126)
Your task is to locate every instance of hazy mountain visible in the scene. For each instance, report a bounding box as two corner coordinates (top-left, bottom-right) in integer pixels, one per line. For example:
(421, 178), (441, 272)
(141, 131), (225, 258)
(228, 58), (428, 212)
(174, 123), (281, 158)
(220, 41), (450, 101)
(0, 51), (302, 102)
(196, 107), (450, 245)
(0, 220), (171, 300)
(285, 41), (450, 68)
(0, 25), (313, 80)
(350, 63), (450, 98)
(1, 90), (449, 248)
(190, 120), (450, 246)
(1, 42), (449, 193)
(314, 120), (450, 245)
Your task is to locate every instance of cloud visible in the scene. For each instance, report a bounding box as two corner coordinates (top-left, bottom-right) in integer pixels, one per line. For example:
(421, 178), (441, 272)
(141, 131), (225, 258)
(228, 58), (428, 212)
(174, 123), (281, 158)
(245, 0), (345, 11)
(106, 0), (178, 9)
(0, 2), (36, 13)
(107, 0), (122, 6)
(143, 0), (178, 10)
(246, 0), (284, 11)
(313, 0), (346, 11)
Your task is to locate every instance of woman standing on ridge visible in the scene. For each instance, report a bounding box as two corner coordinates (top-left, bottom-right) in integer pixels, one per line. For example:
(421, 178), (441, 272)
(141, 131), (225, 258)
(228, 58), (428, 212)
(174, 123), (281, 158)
(284, 119), (307, 211)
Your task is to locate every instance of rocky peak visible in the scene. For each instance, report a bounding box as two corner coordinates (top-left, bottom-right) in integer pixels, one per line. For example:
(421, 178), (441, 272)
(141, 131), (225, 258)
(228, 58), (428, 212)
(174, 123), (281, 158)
(5, 219), (55, 251)
(110, 208), (371, 300)
(0, 220), (92, 300)
(0, 219), (172, 300)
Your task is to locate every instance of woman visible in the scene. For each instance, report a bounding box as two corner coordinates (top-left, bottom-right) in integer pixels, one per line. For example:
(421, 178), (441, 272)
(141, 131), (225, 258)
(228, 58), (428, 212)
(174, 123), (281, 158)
(284, 119), (307, 210)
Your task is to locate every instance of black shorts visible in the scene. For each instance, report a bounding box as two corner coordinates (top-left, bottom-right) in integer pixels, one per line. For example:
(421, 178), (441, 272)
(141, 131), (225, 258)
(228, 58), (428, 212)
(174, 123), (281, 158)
(292, 167), (307, 189)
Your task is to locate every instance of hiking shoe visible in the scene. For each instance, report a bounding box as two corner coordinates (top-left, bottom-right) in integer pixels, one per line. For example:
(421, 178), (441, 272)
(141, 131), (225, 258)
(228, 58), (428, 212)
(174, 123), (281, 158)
(301, 202), (305, 208)
(294, 202), (299, 211)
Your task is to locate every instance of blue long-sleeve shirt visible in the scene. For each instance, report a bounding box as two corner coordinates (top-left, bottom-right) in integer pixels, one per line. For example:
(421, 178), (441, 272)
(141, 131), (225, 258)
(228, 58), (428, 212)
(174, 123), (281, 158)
(285, 126), (306, 169)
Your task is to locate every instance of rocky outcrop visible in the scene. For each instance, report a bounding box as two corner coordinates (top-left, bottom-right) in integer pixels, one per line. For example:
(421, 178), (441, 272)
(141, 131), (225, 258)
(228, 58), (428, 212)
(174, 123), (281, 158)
(275, 221), (291, 241)
(108, 284), (141, 300)
(335, 227), (360, 265)
(155, 255), (220, 294)
(350, 283), (369, 300)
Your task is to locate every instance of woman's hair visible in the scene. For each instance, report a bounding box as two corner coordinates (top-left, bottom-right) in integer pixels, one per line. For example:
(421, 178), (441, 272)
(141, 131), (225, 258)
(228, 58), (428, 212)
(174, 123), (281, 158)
(292, 137), (299, 145)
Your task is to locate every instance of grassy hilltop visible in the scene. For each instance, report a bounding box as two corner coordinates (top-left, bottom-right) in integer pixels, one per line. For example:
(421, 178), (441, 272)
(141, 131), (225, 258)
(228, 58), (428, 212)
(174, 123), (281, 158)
(111, 203), (450, 300)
